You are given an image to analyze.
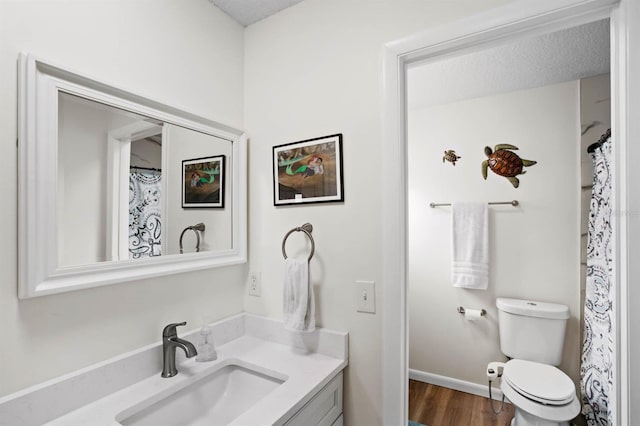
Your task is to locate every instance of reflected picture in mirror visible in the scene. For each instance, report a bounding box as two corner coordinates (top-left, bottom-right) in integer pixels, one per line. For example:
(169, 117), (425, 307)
(182, 155), (225, 208)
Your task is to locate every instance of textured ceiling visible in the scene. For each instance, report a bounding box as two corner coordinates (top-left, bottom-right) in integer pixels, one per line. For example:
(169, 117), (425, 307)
(209, 0), (305, 26)
(408, 19), (610, 110)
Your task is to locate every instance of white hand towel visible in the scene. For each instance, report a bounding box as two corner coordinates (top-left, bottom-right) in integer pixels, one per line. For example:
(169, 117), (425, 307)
(451, 202), (489, 290)
(283, 258), (316, 332)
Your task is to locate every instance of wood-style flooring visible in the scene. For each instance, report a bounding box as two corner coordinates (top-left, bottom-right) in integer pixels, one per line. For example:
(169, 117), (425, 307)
(408, 380), (515, 426)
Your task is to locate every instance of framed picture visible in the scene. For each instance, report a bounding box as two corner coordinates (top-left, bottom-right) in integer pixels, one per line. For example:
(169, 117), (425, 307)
(182, 155), (225, 208)
(273, 133), (344, 206)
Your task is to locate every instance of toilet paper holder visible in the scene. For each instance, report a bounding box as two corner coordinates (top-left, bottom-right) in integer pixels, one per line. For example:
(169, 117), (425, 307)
(457, 306), (487, 316)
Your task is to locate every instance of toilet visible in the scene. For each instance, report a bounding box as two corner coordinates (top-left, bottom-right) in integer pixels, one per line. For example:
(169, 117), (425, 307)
(496, 298), (581, 426)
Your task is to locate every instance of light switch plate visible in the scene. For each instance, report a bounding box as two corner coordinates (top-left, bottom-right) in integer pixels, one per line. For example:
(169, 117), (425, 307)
(356, 280), (375, 313)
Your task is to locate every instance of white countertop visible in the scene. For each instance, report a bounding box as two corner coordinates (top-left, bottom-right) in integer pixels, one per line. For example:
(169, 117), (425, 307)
(0, 314), (348, 426)
(46, 335), (346, 426)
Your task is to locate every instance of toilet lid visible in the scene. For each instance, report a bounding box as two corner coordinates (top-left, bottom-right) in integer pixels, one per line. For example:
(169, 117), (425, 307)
(503, 359), (575, 406)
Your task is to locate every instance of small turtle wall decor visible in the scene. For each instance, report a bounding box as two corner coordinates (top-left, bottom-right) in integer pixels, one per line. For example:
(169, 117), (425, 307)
(442, 149), (461, 166)
(481, 144), (537, 188)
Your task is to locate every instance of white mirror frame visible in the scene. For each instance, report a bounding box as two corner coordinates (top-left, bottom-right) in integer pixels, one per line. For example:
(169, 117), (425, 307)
(17, 53), (247, 299)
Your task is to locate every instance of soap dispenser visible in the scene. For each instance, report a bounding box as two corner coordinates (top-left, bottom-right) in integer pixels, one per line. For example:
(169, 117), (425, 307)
(196, 321), (217, 362)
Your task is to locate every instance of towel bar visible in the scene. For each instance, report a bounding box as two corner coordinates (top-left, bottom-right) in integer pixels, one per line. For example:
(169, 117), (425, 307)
(282, 223), (315, 262)
(430, 200), (519, 208)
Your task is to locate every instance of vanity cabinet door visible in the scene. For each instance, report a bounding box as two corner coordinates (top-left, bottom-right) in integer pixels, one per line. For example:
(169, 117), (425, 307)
(285, 372), (343, 426)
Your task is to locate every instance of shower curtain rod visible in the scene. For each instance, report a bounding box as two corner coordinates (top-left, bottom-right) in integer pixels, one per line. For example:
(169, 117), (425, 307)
(130, 165), (162, 172)
(587, 128), (611, 154)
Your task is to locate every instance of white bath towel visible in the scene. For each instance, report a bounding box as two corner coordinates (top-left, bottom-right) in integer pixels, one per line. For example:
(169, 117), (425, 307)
(283, 258), (316, 332)
(451, 202), (489, 290)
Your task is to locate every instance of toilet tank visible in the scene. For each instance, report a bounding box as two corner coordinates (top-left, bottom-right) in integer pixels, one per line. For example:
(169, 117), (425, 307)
(496, 298), (570, 366)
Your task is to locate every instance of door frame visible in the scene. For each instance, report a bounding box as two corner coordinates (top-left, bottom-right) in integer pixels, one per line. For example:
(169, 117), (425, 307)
(106, 121), (164, 260)
(380, 0), (638, 423)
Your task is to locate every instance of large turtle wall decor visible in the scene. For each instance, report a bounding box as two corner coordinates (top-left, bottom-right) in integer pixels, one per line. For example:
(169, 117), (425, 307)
(481, 144), (537, 188)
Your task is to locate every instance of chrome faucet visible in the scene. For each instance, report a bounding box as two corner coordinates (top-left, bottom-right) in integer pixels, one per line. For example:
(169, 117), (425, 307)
(161, 322), (197, 378)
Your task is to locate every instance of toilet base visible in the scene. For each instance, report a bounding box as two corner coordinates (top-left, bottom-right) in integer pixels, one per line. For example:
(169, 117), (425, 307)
(511, 408), (569, 426)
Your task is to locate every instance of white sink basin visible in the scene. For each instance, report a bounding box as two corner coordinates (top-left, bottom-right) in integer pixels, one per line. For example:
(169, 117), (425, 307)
(116, 361), (285, 426)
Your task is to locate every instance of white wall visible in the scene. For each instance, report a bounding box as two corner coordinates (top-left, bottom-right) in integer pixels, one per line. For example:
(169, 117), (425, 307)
(0, 0), (245, 397)
(165, 124), (233, 254)
(58, 96), (111, 266)
(58, 95), (141, 266)
(243, 0), (509, 424)
(579, 74), (611, 326)
(131, 138), (162, 170)
(407, 82), (581, 386)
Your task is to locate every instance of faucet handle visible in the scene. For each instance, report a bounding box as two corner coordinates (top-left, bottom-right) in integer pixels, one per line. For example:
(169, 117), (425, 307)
(162, 321), (187, 338)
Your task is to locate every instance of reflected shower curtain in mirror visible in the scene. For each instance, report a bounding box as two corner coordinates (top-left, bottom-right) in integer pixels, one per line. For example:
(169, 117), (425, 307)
(581, 133), (613, 425)
(129, 172), (162, 259)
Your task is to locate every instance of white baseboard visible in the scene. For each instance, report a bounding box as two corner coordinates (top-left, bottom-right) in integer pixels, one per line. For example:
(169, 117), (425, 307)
(408, 368), (504, 399)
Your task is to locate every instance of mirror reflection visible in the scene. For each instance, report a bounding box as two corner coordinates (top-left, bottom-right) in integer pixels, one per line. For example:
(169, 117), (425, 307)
(57, 93), (233, 267)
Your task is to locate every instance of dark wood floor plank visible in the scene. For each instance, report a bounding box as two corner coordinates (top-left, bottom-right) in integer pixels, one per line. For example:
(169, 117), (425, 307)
(408, 379), (515, 426)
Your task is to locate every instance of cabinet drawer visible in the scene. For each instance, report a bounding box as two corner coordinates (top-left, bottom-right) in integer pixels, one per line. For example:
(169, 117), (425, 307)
(285, 372), (343, 426)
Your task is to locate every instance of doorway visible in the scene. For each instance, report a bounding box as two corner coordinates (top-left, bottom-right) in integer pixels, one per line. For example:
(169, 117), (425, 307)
(405, 19), (610, 425)
(380, 1), (637, 424)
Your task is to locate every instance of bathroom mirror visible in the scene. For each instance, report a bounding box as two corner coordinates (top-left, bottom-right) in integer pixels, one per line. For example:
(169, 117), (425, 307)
(18, 53), (247, 298)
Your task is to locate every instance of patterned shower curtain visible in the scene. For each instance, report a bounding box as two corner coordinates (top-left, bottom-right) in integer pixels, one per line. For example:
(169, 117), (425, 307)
(580, 133), (613, 425)
(129, 172), (162, 259)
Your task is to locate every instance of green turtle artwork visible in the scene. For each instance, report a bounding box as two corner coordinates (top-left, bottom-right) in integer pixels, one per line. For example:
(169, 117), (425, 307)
(442, 149), (461, 166)
(481, 144), (537, 188)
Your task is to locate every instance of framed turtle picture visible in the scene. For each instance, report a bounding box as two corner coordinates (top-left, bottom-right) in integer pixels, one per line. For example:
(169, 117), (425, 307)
(182, 155), (225, 208)
(272, 134), (344, 206)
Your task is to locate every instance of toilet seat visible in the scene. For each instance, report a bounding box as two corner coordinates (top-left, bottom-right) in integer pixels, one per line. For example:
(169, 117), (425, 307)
(503, 359), (575, 406)
(500, 359), (581, 424)
(501, 380), (581, 423)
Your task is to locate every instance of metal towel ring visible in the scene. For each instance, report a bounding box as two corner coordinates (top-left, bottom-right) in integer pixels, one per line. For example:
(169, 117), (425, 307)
(282, 223), (315, 262)
(179, 223), (205, 254)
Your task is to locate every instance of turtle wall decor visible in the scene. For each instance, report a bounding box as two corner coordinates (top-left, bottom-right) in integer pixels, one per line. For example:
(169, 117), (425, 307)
(442, 149), (461, 166)
(481, 144), (537, 188)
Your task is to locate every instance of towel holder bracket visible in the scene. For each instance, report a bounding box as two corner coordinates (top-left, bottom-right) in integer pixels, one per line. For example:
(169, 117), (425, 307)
(179, 223), (205, 254)
(282, 223), (315, 262)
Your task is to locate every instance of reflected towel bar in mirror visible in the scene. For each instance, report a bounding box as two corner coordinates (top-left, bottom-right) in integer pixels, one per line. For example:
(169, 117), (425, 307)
(179, 223), (206, 254)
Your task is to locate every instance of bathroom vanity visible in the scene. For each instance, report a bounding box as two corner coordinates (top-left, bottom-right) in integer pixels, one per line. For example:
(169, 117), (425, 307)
(0, 314), (348, 426)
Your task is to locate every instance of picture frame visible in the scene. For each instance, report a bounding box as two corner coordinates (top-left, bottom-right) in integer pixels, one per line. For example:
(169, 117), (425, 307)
(182, 155), (225, 208)
(273, 133), (344, 206)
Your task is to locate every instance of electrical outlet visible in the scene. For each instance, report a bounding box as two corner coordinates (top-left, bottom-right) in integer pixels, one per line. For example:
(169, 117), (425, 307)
(356, 280), (375, 313)
(248, 272), (261, 296)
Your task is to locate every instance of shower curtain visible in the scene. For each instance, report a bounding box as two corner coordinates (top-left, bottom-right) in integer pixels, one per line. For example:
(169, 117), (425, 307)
(581, 133), (613, 425)
(129, 171), (162, 259)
